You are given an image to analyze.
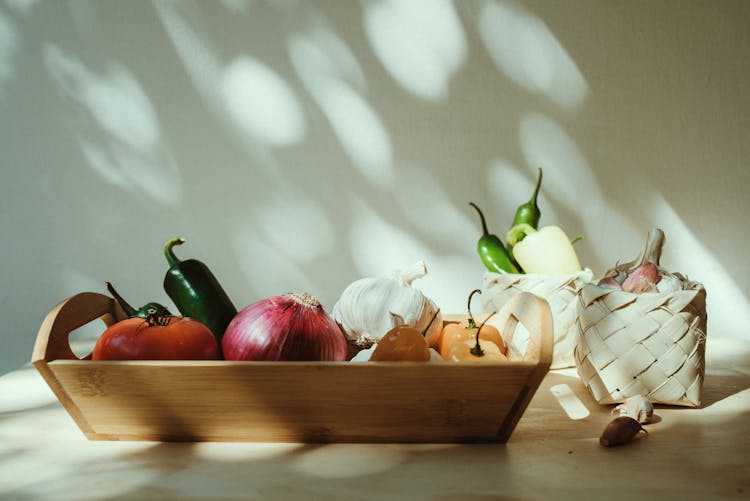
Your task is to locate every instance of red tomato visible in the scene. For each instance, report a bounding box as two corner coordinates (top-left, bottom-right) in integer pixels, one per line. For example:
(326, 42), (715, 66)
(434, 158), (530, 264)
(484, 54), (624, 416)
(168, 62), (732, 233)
(92, 316), (220, 360)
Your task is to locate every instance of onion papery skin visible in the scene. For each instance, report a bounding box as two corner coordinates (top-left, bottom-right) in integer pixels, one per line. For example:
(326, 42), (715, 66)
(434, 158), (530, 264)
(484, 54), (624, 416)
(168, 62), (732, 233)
(222, 293), (347, 362)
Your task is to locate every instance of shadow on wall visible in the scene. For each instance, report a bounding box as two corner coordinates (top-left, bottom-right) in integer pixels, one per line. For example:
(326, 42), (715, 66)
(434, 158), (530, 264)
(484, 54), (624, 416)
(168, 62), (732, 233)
(0, 0), (747, 372)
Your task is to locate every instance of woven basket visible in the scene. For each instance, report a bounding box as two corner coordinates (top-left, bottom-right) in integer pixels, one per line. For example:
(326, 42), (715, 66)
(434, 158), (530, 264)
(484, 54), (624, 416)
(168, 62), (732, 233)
(481, 269), (593, 369)
(574, 282), (707, 407)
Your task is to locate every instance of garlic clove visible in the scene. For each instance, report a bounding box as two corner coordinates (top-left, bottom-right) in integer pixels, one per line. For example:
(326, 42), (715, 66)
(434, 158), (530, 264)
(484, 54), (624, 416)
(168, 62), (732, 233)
(600, 416), (647, 447)
(614, 395), (654, 424)
(622, 262), (660, 293)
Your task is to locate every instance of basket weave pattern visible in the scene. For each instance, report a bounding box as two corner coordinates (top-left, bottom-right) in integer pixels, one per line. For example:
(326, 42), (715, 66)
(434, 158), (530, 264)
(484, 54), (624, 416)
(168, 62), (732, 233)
(482, 269), (593, 369)
(574, 283), (707, 407)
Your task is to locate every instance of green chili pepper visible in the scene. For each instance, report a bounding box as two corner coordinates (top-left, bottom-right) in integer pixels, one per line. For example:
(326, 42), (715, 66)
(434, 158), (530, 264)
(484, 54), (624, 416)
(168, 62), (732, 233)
(106, 281), (172, 319)
(506, 168), (543, 248)
(163, 237), (237, 343)
(469, 202), (520, 274)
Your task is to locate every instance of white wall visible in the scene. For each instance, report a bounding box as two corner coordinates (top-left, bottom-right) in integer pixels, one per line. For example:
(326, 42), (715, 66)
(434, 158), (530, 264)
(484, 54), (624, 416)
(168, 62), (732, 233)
(1, 0), (748, 374)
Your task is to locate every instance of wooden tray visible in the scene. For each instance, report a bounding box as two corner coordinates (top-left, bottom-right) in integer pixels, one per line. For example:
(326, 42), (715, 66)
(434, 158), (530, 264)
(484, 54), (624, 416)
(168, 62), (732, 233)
(32, 292), (553, 443)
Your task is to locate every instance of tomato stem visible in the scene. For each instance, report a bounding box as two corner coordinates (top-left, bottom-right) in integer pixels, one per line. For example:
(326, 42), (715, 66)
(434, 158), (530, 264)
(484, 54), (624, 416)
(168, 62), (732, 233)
(144, 308), (171, 327)
(106, 282), (138, 317)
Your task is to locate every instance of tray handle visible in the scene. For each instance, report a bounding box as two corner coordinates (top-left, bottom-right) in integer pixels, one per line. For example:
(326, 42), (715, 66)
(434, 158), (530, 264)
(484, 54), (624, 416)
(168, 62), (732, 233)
(32, 292), (127, 363)
(491, 292), (554, 365)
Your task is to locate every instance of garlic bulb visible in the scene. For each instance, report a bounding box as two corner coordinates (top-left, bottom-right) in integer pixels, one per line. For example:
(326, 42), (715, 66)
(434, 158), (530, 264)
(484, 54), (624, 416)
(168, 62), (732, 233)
(332, 261), (442, 349)
(598, 228), (689, 294)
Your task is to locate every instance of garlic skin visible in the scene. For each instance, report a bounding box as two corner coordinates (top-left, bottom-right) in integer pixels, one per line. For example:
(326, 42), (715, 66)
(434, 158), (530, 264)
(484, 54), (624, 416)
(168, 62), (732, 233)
(622, 262), (660, 293)
(597, 276), (622, 290)
(614, 395), (654, 424)
(656, 273), (683, 294)
(332, 261), (443, 348)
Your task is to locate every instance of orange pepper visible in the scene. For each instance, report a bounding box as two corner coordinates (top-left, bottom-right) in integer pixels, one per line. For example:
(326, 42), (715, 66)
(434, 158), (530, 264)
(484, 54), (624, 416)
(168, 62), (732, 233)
(446, 311), (508, 363)
(370, 309), (441, 362)
(446, 338), (508, 362)
(370, 325), (430, 361)
(439, 289), (506, 360)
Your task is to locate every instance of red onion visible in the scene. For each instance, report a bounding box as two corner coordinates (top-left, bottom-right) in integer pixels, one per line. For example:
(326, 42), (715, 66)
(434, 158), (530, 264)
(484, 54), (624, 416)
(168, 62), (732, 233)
(222, 293), (347, 361)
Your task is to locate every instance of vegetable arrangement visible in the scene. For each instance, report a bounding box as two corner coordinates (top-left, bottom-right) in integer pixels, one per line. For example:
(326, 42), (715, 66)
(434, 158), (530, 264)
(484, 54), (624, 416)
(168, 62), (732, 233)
(86, 167), (584, 365)
(470, 168), (583, 275)
(84, 187), (683, 377)
(89, 235), (526, 365)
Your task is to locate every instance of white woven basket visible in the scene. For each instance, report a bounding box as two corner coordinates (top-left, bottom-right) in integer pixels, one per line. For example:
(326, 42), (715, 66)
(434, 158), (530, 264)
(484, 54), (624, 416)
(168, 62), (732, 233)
(481, 269), (593, 369)
(574, 283), (707, 407)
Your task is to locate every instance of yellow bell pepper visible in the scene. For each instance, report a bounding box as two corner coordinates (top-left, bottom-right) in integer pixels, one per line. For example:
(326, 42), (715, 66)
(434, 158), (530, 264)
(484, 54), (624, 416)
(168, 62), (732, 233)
(511, 225), (582, 274)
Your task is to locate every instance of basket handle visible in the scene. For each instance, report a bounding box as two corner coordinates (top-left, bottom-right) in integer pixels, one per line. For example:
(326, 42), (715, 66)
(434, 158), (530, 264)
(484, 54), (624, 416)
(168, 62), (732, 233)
(492, 292), (554, 365)
(32, 292), (127, 363)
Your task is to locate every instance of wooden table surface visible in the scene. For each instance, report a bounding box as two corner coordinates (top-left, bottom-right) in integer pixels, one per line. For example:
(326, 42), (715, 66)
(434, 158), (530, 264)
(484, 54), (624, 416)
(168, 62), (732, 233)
(1, 337), (748, 501)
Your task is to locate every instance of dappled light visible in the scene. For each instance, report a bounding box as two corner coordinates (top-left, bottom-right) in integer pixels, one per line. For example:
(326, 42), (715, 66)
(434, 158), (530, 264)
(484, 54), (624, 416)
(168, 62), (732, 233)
(1, 0), (747, 380)
(519, 112), (599, 203)
(313, 79), (393, 186)
(222, 57), (307, 147)
(45, 50), (160, 152)
(392, 165), (476, 243)
(3, 0), (40, 16)
(43, 44), (182, 207)
(289, 28), (393, 187)
(0, 9), (18, 100)
(479, 0), (588, 109)
(646, 196), (750, 339)
(221, 0), (253, 15)
(1, 2), (749, 498)
(287, 21), (366, 91)
(254, 194), (336, 263)
(344, 196), (480, 310)
(0, 404), (155, 500)
(195, 442), (300, 462)
(347, 197), (433, 279)
(364, 0), (467, 101)
(487, 159), (538, 223)
(155, 1), (222, 100)
(550, 383), (591, 420)
(290, 444), (407, 478)
(0, 368), (58, 412)
(231, 227), (317, 301)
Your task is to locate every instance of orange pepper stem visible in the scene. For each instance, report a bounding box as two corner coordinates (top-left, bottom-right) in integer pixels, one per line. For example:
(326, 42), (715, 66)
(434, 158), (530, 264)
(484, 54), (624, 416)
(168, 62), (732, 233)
(466, 288), (481, 330)
(469, 311), (497, 357)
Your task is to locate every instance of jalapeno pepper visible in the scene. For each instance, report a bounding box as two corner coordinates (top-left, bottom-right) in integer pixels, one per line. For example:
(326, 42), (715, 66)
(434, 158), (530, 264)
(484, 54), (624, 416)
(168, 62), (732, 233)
(469, 203), (520, 274)
(506, 167), (542, 250)
(163, 237), (237, 344)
